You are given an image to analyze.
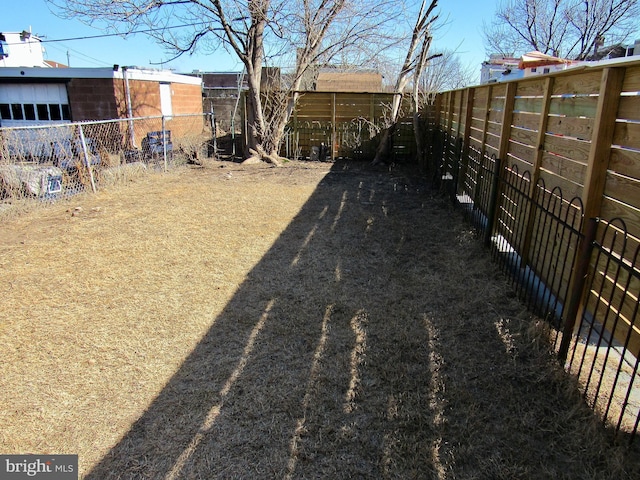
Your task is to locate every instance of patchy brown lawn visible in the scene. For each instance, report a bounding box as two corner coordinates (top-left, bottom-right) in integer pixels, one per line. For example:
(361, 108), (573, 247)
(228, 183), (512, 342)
(1, 160), (639, 479)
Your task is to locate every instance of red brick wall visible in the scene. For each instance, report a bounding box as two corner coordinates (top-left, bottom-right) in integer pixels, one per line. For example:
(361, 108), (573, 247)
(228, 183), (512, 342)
(126, 79), (162, 118)
(67, 77), (204, 145)
(67, 78), (119, 121)
(68, 77), (202, 122)
(171, 83), (203, 115)
(165, 83), (205, 139)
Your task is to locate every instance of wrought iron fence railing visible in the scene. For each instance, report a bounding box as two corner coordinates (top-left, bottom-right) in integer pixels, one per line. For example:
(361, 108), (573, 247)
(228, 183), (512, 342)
(435, 129), (640, 442)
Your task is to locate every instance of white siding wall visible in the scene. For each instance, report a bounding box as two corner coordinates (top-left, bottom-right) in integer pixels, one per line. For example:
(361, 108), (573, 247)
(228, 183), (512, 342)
(0, 32), (47, 68)
(0, 84), (70, 126)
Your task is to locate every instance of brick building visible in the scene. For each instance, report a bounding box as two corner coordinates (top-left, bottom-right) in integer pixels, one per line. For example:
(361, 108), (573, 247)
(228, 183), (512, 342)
(0, 66), (203, 135)
(0, 30), (203, 131)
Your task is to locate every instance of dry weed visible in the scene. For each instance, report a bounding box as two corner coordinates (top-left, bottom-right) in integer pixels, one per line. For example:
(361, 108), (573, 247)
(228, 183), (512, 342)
(0, 160), (638, 479)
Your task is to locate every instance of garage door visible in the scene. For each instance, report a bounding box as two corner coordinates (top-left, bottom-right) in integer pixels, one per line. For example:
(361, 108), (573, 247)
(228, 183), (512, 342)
(0, 83), (71, 127)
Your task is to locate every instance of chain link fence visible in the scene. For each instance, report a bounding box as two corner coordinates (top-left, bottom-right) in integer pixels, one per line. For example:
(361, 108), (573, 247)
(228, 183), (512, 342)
(0, 114), (214, 210)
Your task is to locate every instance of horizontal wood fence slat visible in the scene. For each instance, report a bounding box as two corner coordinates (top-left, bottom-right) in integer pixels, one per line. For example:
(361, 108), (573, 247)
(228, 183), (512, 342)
(282, 91), (415, 161)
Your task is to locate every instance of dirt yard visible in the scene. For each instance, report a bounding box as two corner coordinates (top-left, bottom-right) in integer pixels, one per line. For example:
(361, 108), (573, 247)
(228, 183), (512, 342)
(1, 160), (639, 479)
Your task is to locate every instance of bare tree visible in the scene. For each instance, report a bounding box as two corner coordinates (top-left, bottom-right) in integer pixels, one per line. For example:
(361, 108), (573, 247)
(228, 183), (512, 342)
(419, 49), (477, 101)
(371, 0), (439, 165)
(411, 49), (476, 167)
(565, 0), (639, 59)
(49, 0), (403, 164)
(483, 0), (640, 60)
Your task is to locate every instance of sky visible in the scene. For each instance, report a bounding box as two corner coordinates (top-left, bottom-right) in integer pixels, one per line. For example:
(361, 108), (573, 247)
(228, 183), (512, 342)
(3, 0), (495, 78)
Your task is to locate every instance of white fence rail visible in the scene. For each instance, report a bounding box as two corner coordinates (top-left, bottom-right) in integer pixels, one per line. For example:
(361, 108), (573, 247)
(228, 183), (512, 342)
(0, 114), (214, 205)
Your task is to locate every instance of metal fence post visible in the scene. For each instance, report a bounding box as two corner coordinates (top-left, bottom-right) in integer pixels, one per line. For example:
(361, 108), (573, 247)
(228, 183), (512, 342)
(162, 115), (168, 172)
(78, 124), (97, 193)
(483, 155), (501, 247)
(558, 217), (598, 363)
(210, 106), (217, 158)
(451, 137), (463, 204)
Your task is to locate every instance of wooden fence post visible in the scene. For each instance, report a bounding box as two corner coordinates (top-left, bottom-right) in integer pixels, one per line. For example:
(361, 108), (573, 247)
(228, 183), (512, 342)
(434, 93), (442, 129)
(455, 89), (465, 139)
(370, 93), (375, 126)
(497, 82), (516, 162)
(581, 67), (626, 221)
(530, 77), (554, 189)
(447, 90), (455, 136)
(484, 155), (502, 247)
(557, 67), (626, 351)
(462, 88), (474, 151)
(332, 93), (337, 160)
(479, 82), (516, 247)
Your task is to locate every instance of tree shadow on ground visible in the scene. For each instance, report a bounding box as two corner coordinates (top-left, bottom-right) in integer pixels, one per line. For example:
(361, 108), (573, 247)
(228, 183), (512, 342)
(86, 160), (640, 479)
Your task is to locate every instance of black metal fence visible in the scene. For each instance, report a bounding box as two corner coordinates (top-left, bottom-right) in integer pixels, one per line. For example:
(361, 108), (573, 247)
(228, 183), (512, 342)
(567, 219), (640, 438)
(434, 129), (640, 441)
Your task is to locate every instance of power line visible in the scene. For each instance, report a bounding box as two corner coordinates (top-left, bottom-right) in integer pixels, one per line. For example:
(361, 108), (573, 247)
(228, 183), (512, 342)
(44, 41), (107, 67)
(1, 22), (228, 68)
(44, 22), (211, 43)
(4, 22), (211, 45)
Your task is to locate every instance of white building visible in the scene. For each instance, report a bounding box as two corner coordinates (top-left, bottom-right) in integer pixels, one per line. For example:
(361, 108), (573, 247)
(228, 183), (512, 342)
(480, 55), (522, 84)
(0, 30), (49, 68)
(518, 51), (575, 77)
(480, 52), (576, 84)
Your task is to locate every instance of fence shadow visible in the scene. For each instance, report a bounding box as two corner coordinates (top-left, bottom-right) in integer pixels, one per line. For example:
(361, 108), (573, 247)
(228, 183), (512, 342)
(85, 161), (442, 478)
(84, 160), (639, 479)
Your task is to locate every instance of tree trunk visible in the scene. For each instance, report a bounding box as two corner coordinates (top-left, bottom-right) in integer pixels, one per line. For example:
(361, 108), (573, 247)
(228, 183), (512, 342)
(239, 3), (285, 166)
(265, 91), (300, 161)
(371, 93), (403, 165)
(371, 0), (438, 166)
(413, 111), (427, 171)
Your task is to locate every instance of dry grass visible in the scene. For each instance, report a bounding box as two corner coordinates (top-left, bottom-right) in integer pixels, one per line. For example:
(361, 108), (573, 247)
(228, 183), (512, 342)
(1, 160), (639, 479)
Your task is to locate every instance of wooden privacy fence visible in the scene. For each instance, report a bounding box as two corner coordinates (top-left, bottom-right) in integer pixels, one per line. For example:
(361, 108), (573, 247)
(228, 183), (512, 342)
(433, 57), (640, 438)
(437, 58), (640, 236)
(281, 92), (416, 161)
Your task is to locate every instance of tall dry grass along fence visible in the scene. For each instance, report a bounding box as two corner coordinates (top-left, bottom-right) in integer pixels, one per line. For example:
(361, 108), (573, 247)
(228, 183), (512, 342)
(0, 113), (214, 210)
(431, 57), (640, 441)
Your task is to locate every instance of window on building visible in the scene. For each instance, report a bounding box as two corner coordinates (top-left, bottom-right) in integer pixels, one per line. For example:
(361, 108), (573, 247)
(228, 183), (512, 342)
(0, 102), (70, 122)
(49, 104), (62, 121)
(531, 67), (537, 72)
(11, 104), (24, 120)
(37, 104), (49, 121)
(23, 104), (36, 121)
(543, 68), (550, 74)
(0, 104), (10, 119)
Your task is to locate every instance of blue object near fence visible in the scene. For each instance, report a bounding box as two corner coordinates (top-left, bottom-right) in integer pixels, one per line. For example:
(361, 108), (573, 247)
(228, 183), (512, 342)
(142, 130), (173, 160)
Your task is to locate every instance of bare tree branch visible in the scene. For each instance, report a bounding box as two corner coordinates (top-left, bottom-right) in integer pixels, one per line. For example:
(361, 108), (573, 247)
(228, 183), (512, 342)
(483, 0), (639, 60)
(47, 0), (420, 163)
(371, 0), (439, 165)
